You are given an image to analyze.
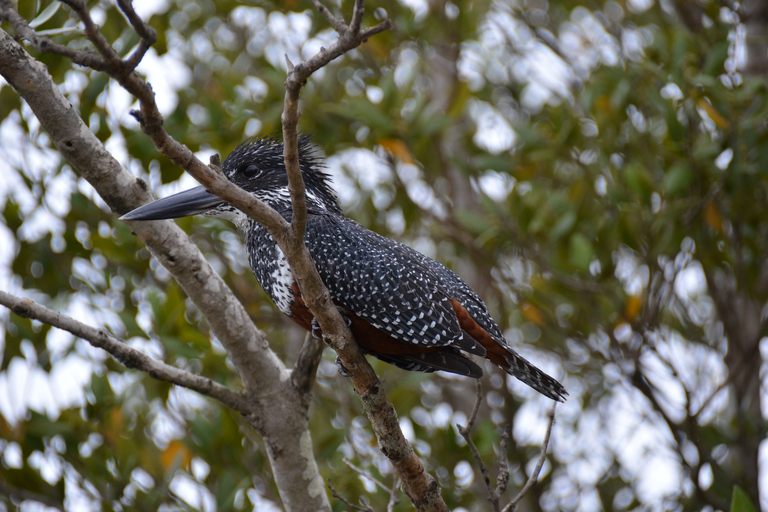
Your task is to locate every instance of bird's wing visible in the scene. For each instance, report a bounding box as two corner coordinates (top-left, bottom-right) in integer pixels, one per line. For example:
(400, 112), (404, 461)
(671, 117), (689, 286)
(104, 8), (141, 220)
(305, 214), (465, 349)
(400, 244), (507, 343)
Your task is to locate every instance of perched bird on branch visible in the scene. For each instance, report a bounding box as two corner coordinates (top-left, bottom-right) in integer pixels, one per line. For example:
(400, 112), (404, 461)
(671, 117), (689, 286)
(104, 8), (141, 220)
(122, 137), (567, 401)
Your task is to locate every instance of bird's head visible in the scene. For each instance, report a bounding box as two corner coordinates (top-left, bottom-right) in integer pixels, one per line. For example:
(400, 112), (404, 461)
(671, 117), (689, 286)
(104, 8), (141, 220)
(120, 136), (341, 227)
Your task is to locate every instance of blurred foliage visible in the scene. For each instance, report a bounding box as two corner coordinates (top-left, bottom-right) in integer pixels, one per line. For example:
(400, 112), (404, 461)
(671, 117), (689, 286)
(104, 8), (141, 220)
(1, 0), (766, 511)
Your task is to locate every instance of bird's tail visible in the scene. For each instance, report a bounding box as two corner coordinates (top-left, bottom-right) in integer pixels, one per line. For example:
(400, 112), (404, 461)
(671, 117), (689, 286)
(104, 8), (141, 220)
(500, 348), (568, 402)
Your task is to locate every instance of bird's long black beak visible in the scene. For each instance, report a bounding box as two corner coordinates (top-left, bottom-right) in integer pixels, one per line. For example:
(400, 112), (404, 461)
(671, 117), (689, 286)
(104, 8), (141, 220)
(119, 186), (226, 221)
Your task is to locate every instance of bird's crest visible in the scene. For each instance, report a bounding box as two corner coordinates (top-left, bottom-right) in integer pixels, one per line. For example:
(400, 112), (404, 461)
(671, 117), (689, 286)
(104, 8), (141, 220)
(221, 135), (342, 215)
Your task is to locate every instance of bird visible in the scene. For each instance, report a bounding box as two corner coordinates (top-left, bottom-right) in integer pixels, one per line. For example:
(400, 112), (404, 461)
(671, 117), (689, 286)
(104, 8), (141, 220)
(121, 136), (568, 401)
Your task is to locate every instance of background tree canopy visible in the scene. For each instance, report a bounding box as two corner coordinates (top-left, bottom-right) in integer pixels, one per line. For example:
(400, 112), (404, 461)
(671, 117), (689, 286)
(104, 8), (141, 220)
(0, 0), (766, 511)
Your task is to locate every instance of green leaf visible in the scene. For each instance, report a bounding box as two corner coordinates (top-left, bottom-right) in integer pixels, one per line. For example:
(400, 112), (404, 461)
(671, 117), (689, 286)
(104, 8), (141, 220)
(0, 85), (22, 123)
(550, 210), (576, 240)
(454, 209), (494, 237)
(730, 486), (756, 512)
(568, 233), (594, 270)
(704, 41), (729, 76)
(29, 1), (61, 28)
(624, 163), (655, 201)
(663, 164), (693, 197)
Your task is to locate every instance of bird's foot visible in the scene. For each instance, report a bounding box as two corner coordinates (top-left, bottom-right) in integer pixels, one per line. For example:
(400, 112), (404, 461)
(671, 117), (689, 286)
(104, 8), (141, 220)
(311, 317), (323, 340)
(335, 356), (352, 377)
(311, 314), (352, 340)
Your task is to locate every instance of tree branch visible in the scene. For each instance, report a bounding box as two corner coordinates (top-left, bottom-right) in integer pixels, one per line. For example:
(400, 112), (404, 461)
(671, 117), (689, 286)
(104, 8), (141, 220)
(458, 380), (497, 509)
(0, 0), (109, 71)
(0, 290), (252, 414)
(4, 1), (440, 509)
(502, 402), (557, 512)
(458, 382), (557, 512)
(0, 15), (331, 511)
(328, 480), (375, 512)
(277, 3), (446, 510)
(494, 422), (513, 500)
(0, 481), (64, 511)
(115, 0), (156, 71)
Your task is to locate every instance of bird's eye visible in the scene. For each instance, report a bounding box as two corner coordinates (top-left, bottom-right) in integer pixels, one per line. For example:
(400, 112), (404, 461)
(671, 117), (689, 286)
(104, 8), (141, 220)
(242, 163), (259, 178)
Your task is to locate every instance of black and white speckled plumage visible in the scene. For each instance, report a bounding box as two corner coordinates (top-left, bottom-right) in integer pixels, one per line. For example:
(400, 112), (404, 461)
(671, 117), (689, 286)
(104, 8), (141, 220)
(190, 137), (567, 401)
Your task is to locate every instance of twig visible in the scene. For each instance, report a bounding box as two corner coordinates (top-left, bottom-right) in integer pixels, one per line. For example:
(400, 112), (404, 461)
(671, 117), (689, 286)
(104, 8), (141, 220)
(0, 0), (108, 71)
(0, 481), (64, 511)
(502, 402), (557, 512)
(457, 380), (496, 505)
(342, 458), (391, 492)
(59, 0), (121, 62)
(115, 0), (156, 71)
(387, 476), (401, 512)
(311, 0), (348, 33)
(494, 422), (513, 499)
(349, 0), (366, 35)
(328, 459), (401, 510)
(458, 384), (557, 512)
(0, 290), (253, 415)
(327, 480), (375, 512)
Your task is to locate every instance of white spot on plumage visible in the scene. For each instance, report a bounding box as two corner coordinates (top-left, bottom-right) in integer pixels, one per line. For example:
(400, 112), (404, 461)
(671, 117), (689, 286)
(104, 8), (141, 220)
(270, 245), (294, 314)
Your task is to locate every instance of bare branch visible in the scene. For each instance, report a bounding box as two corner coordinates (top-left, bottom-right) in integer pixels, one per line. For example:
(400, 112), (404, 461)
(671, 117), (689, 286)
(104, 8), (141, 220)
(0, 0), (109, 71)
(328, 480), (375, 512)
(311, 0), (348, 33)
(458, 380), (497, 508)
(387, 476), (402, 512)
(349, 0), (366, 35)
(503, 402), (557, 512)
(464, 379), (484, 430)
(458, 384), (557, 512)
(327, 460), (401, 511)
(0, 290), (253, 414)
(0, 481), (64, 511)
(59, 0), (122, 63)
(494, 422), (513, 499)
(342, 458), (391, 493)
(115, 0), (156, 71)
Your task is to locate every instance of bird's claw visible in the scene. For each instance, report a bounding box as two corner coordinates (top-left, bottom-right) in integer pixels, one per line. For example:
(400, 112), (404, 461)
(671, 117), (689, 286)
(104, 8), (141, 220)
(312, 315), (353, 376)
(311, 314), (351, 340)
(335, 356), (352, 377)
(311, 317), (323, 340)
